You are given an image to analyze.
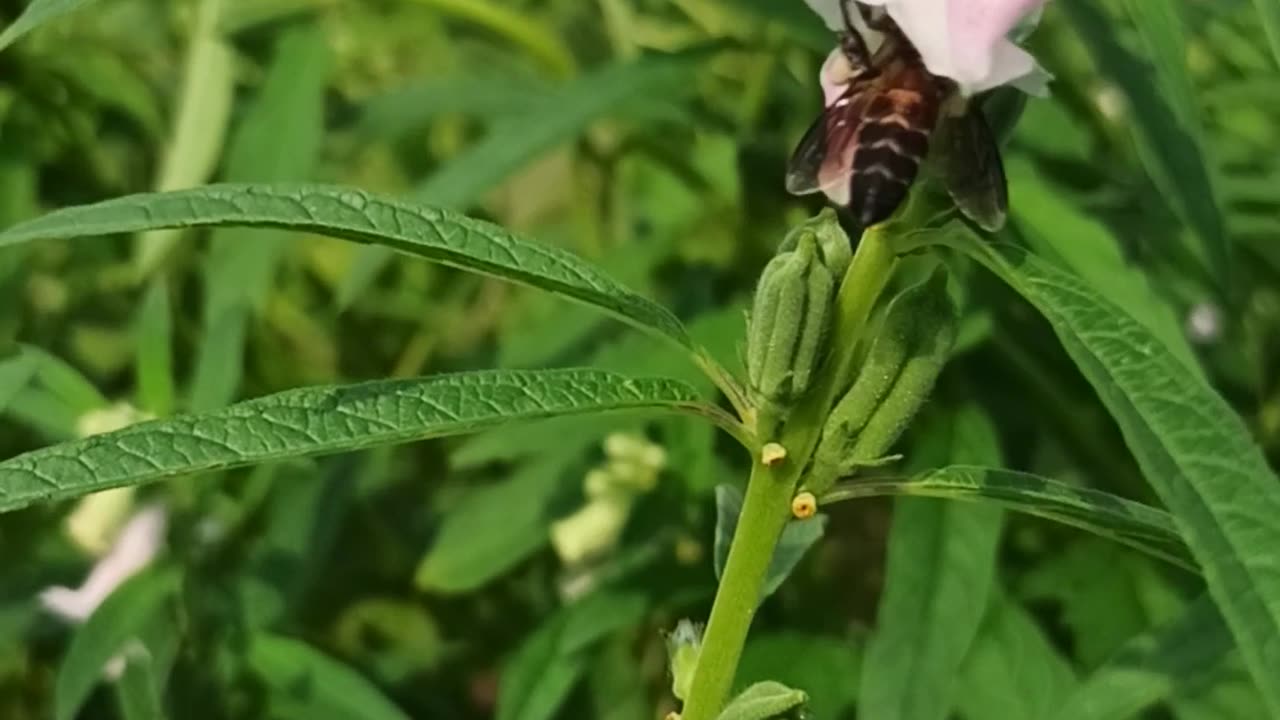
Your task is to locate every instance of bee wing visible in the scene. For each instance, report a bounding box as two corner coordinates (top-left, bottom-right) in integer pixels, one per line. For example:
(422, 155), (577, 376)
(937, 105), (1008, 232)
(785, 96), (862, 205)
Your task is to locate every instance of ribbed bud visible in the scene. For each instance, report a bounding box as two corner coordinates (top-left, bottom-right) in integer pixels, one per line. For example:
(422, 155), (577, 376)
(805, 267), (957, 495)
(746, 232), (837, 438)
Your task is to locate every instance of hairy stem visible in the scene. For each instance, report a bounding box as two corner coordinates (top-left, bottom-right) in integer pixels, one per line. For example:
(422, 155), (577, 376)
(679, 226), (899, 719)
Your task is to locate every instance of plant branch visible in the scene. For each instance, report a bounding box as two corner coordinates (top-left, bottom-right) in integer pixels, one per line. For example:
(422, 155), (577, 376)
(678, 226), (900, 719)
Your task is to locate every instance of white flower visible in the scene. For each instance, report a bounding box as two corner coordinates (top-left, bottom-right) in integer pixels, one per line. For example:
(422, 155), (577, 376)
(803, 0), (1051, 97)
(40, 503), (169, 622)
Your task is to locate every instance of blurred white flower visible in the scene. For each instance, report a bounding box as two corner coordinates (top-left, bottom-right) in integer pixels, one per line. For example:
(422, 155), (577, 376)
(1186, 302), (1223, 344)
(803, 0), (1051, 97)
(40, 503), (169, 622)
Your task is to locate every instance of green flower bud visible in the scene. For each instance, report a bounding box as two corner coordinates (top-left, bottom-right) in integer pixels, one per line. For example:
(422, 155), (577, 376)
(665, 619), (704, 702)
(778, 208), (852, 279)
(805, 267), (957, 495)
(746, 233), (836, 437)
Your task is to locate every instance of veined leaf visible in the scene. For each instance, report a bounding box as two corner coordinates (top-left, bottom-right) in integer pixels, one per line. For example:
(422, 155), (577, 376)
(825, 466), (1194, 572)
(0, 0), (98, 52)
(1059, 0), (1227, 286)
(247, 634), (409, 720)
(0, 369), (705, 513)
(949, 231), (1280, 714)
(0, 184), (691, 348)
(858, 407), (1004, 720)
(1049, 596), (1236, 720)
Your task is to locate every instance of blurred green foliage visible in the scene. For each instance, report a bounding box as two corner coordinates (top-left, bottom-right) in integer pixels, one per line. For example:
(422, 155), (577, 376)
(0, 0), (1278, 718)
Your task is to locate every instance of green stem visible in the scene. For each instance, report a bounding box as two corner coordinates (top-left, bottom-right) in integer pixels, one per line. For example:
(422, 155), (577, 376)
(680, 226), (899, 720)
(679, 460), (796, 720)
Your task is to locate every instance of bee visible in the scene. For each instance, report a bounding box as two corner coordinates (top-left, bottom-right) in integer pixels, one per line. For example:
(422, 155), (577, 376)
(785, 0), (1008, 232)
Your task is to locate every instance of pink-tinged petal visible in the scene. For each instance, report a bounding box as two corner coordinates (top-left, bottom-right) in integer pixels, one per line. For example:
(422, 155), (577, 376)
(946, 0), (1043, 84)
(820, 48), (852, 105)
(802, 0), (848, 31)
(40, 504), (168, 623)
(964, 39), (1038, 95)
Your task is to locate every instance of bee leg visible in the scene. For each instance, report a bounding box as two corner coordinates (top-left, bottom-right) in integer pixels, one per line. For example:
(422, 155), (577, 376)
(838, 0), (877, 77)
(854, 2), (895, 33)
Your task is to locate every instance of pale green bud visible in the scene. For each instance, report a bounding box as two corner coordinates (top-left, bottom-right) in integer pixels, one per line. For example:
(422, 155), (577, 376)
(746, 233), (836, 437)
(806, 267), (957, 495)
(665, 619), (704, 702)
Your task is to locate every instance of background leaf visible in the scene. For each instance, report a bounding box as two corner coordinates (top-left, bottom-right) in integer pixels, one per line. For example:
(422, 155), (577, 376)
(247, 634), (409, 720)
(957, 592), (1078, 720)
(714, 484), (827, 601)
(54, 567), (180, 720)
(0, 0), (99, 51)
(338, 47), (715, 306)
(857, 406), (1004, 720)
(1059, 0), (1227, 286)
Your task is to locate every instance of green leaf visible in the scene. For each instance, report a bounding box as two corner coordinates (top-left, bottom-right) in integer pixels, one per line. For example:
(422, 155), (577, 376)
(1250, 0), (1280, 69)
(189, 26), (330, 412)
(414, 454), (570, 594)
(1059, 0), (1227, 285)
(247, 634), (409, 720)
(717, 681), (807, 720)
(112, 604), (181, 720)
(0, 0), (98, 52)
(497, 590), (648, 720)
(1049, 596), (1237, 720)
(826, 466), (1195, 572)
(957, 593), (1078, 720)
(238, 456), (358, 628)
(1006, 158), (1200, 374)
(858, 406), (1004, 720)
(1120, 0), (1203, 134)
(133, 280), (174, 417)
(0, 184), (691, 348)
(0, 368), (703, 513)
(134, 0), (235, 276)
(1021, 538), (1171, 669)
(714, 484), (827, 601)
(23, 345), (108, 416)
(55, 567), (180, 720)
(950, 232), (1280, 714)
(736, 633), (862, 720)
(0, 350), (36, 413)
(338, 47), (715, 306)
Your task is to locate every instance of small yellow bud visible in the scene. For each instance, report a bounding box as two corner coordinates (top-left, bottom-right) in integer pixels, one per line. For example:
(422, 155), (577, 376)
(791, 492), (818, 519)
(760, 442), (788, 466)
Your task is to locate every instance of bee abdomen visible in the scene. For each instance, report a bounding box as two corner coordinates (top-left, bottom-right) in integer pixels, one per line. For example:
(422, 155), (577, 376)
(848, 119), (930, 228)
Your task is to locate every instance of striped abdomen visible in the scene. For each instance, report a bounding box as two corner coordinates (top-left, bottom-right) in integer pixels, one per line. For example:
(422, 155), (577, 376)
(846, 88), (937, 228)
